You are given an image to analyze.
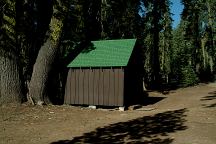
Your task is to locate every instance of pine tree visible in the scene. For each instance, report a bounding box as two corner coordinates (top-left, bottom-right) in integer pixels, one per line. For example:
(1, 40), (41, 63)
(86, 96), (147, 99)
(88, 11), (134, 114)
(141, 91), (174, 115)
(181, 0), (215, 81)
(160, 0), (173, 84)
(141, 0), (172, 89)
(171, 20), (198, 87)
(0, 0), (24, 104)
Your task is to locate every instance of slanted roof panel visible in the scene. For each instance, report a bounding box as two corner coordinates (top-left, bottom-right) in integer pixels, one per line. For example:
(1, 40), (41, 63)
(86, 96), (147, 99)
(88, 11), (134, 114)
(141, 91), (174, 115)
(68, 39), (136, 67)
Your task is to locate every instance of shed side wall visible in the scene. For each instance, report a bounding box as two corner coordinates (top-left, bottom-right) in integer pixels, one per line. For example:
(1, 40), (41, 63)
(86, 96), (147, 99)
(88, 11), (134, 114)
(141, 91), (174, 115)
(64, 68), (124, 106)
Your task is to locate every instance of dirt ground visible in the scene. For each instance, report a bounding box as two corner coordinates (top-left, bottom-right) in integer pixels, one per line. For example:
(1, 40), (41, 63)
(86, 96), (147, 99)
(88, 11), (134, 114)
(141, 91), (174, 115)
(0, 83), (216, 144)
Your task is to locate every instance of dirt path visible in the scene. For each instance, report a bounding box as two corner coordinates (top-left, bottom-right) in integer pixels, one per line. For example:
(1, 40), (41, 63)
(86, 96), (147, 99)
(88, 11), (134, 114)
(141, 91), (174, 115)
(0, 83), (216, 144)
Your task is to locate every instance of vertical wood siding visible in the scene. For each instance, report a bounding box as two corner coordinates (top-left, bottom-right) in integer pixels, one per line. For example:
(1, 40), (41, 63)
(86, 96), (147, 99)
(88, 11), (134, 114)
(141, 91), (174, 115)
(118, 69), (124, 105)
(65, 68), (124, 106)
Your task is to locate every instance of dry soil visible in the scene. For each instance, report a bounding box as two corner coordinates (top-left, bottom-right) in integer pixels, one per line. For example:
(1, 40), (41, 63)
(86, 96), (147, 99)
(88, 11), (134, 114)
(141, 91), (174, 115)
(0, 83), (216, 144)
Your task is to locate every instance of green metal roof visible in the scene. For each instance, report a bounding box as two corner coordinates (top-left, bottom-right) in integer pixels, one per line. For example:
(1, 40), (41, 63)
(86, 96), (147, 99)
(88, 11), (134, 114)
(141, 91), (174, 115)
(68, 39), (136, 67)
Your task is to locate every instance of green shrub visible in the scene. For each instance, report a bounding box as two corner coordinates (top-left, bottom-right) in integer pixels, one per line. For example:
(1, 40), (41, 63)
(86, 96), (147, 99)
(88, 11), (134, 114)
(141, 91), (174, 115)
(179, 66), (199, 87)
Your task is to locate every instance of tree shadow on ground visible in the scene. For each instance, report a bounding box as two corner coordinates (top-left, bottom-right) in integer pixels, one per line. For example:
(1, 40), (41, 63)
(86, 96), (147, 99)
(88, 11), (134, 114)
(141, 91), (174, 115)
(51, 108), (188, 144)
(141, 96), (166, 106)
(201, 91), (216, 108)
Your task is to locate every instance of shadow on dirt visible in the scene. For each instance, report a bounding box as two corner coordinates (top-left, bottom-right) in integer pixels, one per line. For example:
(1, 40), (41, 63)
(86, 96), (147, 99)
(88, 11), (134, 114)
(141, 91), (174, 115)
(142, 96), (166, 106)
(201, 91), (216, 108)
(51, 109), (188, 144)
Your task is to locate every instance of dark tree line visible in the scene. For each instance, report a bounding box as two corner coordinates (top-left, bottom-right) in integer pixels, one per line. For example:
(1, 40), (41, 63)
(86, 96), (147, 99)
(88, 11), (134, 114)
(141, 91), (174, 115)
(0, 0), (215, 105)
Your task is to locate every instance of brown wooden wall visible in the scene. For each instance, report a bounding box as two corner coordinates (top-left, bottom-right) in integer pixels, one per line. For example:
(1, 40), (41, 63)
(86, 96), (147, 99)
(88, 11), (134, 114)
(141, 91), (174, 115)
(64, 68), (124, 106)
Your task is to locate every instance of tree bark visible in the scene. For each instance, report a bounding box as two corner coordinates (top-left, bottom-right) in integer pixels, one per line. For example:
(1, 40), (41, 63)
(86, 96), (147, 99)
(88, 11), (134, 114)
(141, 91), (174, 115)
(28, 3), (64, 104)
(0, 55), (23, 105)
(101, 0), (108, 38)
(0, 58), (1, 100)
(28, 39), (59, 104)
(151, 0), (160, 89)
(206, 0), (215, 71)
(28, 0), (65, 105)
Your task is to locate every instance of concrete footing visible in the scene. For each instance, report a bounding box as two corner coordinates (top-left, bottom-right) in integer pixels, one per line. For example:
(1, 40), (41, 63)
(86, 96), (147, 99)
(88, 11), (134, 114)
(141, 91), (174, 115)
(88, 105), (97, 109)
(119, 107), (125, 111)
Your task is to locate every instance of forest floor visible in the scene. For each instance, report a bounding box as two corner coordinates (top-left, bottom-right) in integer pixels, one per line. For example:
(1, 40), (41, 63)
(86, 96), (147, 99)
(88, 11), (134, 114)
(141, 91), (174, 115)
(0, 83), (216, 144)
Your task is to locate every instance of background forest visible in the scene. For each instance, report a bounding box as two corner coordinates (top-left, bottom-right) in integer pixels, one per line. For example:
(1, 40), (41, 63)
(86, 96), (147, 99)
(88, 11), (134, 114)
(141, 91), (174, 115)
(0, 0), (215, 105)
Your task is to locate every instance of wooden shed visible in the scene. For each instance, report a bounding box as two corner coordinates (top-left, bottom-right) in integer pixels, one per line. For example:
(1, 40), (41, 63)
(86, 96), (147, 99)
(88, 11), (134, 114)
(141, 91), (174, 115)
(64, 39), (145, 107)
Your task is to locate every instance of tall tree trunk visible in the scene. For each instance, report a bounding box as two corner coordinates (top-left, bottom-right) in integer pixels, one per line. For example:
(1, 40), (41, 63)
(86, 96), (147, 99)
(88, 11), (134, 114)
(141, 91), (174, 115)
(206, 0), (215, 72)
(0, 0), (24, 105)
(28, 39), (59, 104)
(207, 0), (215, 50)
(101, 0), (107, 38)
(28, 7), (64, 105)
(0, 58), (1, 100)
(162, 33), (165, 72)
(0, 55), (23, 105)
(151, 0), (160, 89)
